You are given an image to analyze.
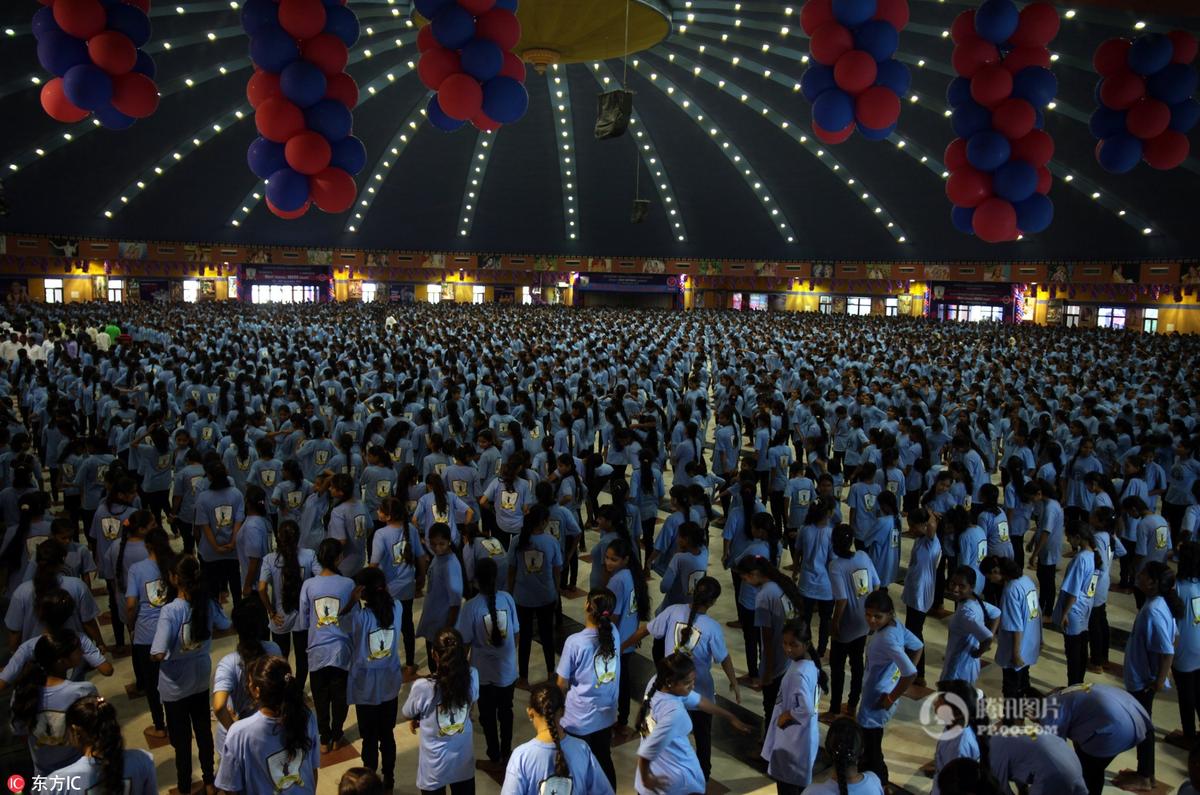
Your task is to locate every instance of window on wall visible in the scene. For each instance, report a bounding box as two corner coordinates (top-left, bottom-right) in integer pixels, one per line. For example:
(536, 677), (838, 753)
(847, 296), (872, 316)
(426, 284), (442, 304)
(818, 295), (832, 314)
(227, 275), (238, 299)
(1065, 304), (1081, 327)
(182, 280), (199, 303)
(107, 279), (124, 302)
(361, 282), (378, 303)
(749, 293), (768, 311)
(1097, 306), (1126, 329)
(1143, 307), (1159, 333)
(521, 286), (532, 305)
(885, 297), (898, 317)
(43, 278), (64, 304)
(250, 284), (318, 303)
(472, 285), (486, 304)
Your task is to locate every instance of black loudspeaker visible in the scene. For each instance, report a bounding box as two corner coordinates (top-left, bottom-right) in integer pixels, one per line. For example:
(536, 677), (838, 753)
(630, 199), (650, 224)
(595, 90), (634, 139)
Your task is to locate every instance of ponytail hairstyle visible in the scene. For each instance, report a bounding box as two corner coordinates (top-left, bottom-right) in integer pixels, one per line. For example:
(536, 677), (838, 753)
(65, 695), (125, 793)
(105, 473), (137, 513)
(205, 460), (232, 491)
(528, 683), (570, 778)
(32, 538), (68, 603)
(781, 617), (829, 692)
(950, 566), (988, 616)
(12, 630), (79, 730)
(831, 523), (856, 559)
(0, 491), (39, 574)
(474, 557), (504, 647)
(1142, 560), (1185, 618)
(826, 717), (865, 795)
(244, 483), (268, 517)
(977, 482), (1001, 516)
(636, 653), (698, 737)
(330, 472), (355, 506)
(232, 595), (270, 693)
(230, 424), (250, 463)
(317, 537), (343, 573)
(282, 459), (304, 492)
(248, 655), (313, 758)
(982, 554), (1023, 582)
(732, 555), (805, 613)
(143, 526), (178, 600)
(933, 679), (1001, 795)
(116, 508), (154, 592)
(555, 453), (580, 497)
(586, 588), (617, 659)
(804, 496), (834, 528)
(687, 483), (714, 524)
(678, 577), (721, 652)
(607, 537), (649, 621)
(429, 627), (472, 711)
(737, 475), (756, 531)
(1066, 522), (1104, 571)
(425, 473), (448, 515)
(677, 521), (706, 555)
(516, 504), (549, 552)
(377, 498), (415, 567)
(355, 566), (394, 629)
(273, 520), (303, 613)
(173, 554), (211, 643)
(35, 587), (77, 632)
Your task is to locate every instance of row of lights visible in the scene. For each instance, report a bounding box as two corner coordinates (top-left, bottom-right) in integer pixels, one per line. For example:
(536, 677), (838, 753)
(550, 65), (580, 241)
(346, 94), (429, 234)
(457, 128), (498, 238)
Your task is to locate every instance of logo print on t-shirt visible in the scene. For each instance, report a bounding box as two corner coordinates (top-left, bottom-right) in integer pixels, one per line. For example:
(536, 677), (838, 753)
(500, 490), (519, 511)
(547, 520), (561, 540)
(998, 521), (1010, 542)
(146, 579), (168, 608)
(483, 609), (509, 644)
(96, 464), (109, 482)
(32, 710), (67, 747)
(315, 596), (341, 627)
(266, 747), (306, 791)
(886, 481), (899, 494)
(286, 490), (303, 509)
(436, 703), (469, 736)
(451, 480), (468, 497)
(25, 535), (46, 557)
(375, 481), (392, 498)
(261, 469), (277, 487)
(687, 570), (704, 595)
(852, 568), (870, 597)
(481, 538), (505, 557)
(593, 653), (617, 686)
(863, 493), (876, 512)
(1155, 525), (1170, 550)
(190, 476), (203, 495)
(1025, 589), (1040, 620)
(538, 776), (572, 795)
(524, 549), (545, 574)
(434, 463), (447, 476)
(1086, 572), (1099, 599)
(354, 515), (368, 539)
(201, 427), (213, 442)
(214, 505), (234, 529)
(976, 540), (987, 564)
(1192, 596), (1200, 626)
(157, 454), (171, 471)
(392, 537), (408, 565)
(315, 450), (329, 466)
(672, 622), (702, 654)
(368, 627), (395, 661)
(796, 490), (811, 507)
(100, 516), (122, 541)
(780, 594), (797, 619)
(180, 621), (201, 653)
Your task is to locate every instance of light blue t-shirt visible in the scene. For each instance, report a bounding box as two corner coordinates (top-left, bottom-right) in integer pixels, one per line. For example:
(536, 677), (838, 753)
(647, 605), (729, 701)
(988, 734), (1088, 795)
(195, 487), (245, 563)
(634, 687), (704, 795)
(213, 641), (283, 753)
(901, 535), (942, 614)
(797, 522), (833, 601)
(50, 748), (157, 795)
(296, 573), (356, 672)
(416, 552), (464, 640)
(608, 567), (640, 648)
(557, 626), (622, 736)
(1178, 580), (1200, 673)
(236, 515), (272, 592)
(327, 499), (372, 575)
(499, 735), (616, 795)
(125, 557), (169, 645)
(1125, 595), (1178, 692)
(1036, 499), (1065, 566)
(800, 771), (884, 794)
(942, 598), (1000, 684)
(151, 597), (231, 702)
(1037, 682), (1151, 757)
(455, 590), (520, 687)
(1053, 552), (1098, 636)
(659, 548), (709, 611)
(829, 552), (879, 643)
(756, 580), (800, 682)
(510, 533), (563, 608)
(996, 575), (1042, 671)
(348, 600), (405, 705)
(857, 623), (922, 729)
(14, 679), (98, 774)
(369, 522), (425, 601)
(761, 658), (822, 787)
(401, 669), (480, 791)
(259, 549), (321, 634)
(213, 710), (321, 794)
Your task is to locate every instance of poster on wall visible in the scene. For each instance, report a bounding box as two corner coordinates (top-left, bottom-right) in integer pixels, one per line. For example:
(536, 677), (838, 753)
(1045, 300), (1064, 325)
(1079, 305), (1096, 327)
(694, 291), (706, 308)
(832, 296), (847, 314)
(348, 282), (362, 301)
(983, 264), (1011, 282)
(199, 280), (216, 300)
(0, 278), (28, 303)
(494, 287), (515, 303)
(388, 284), (414, 303)
(898, 294), (913, 315)
(138, 280), (169, 302)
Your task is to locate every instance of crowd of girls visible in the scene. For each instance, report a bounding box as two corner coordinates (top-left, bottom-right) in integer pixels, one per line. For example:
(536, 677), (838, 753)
(1, 301), (1200, 793)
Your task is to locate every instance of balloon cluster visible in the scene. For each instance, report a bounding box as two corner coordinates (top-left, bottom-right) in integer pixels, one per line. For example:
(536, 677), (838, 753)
(416, 0), (529, 132)
(1091, 31), (1198, 173)
(944, 0), (1059, 243)
(241, 0), (367, 219)
(799, 0), (911, 143)
(34, 0), (160, 128)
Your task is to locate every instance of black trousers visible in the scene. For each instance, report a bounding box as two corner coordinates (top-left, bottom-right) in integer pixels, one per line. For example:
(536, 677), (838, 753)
(164, 689), (214, 791)
(105, 578), (125, 647)
(356, 699), (398, 784)
(570, 726), (616, 791)
(144, 489), (170, 528)
(690, 709), (714, 779)
(762, 673), (784, 731)
(174, 519), (195, 556)
(310, 665), (349, 745)
(131, 643), (165, 730)
(641, 517), (657, 555)
(1064, 631), (1089, 686)
(201, 557), (241, 605)
(1165, 501), (1188, 545)
(905, 607), (927, 680)
(802, 597), (833, 659)
(1074, 743), (1116, 795)
(738, 602), (759, 679)
(400, 598), (415, 666)
(1088, 602), (1110, 665)
(829, 635), (866, 713)
(1131, 687), (1155, 779)
(1001, 666), (1031, 703)
(861, 726), (887, 786)
(934, 554), (954, 612)
(775, 783), (804, 795)
(420, 780), (475, 795)
(478, 682), (515, 761)
(1011, 535), (1025, 571)
(271, 629), (310, 691)
(516, 602), (556, 680)
(1118, 544), (1137, 588)
(618, 650), (634, 726)
(1037, 563), (1057, 616)
(1175, 666), (1200, 739)
(769, 490), (786, 534)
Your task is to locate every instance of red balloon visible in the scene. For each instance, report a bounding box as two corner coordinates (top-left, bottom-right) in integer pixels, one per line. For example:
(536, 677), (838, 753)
(800, 0), (833, 37)
(973, 198), (1018, 243)
(438, 73), (483, 120)
(812, 120), (855, 145)
(970, 65), (1013, 107)
(285, 131), (333, 175)
(247, 70), (282, 109)
(1169, 30), (1198, 64)
(310, 167), (356, 213)
(474, 8), (520, 51)
(268, 199), (311, 220)
(1035, 165), (1052, 194)
(810, 22), (854, 67)
(88, 31), (137, 76)
(256, 97), (306, 142)
(855, 86), (900, 129)
(1127, 97), (1170, 139)
(40, 78), (89, 123)
(944, 138), (968, 171)
(417, 25), (436, 53)
(123, 0), (151, 12)
(1001, 46), (1051, 74)
(1093, 38), (1132, 77)
(279, 0), (327, 41)
(459, 0), (497, 15)
(872, 0), (909, 31)
(1143, 130), (1190, 169)
(324, 72), (359, 108)
(301, 34), (350, 76)
(499, 51), (526, 82)
(54, 0), (106, 40)
(946, 166), (992, 208)
(1011, 129), (1054, 166)
(834, 50), (877, 95)
(952, 37), (1000, 79)
(111, 72), (159, 118)
(992, 97), (1036, 140)
(1009, 3), (1059, 49)
(1099, 71), (1146, 111)
(471, 112), (501, 132)
(418, 47), (462, 91)
(950, 10), (975, 45)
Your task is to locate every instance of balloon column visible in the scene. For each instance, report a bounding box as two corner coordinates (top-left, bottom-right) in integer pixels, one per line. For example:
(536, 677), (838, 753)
(799, 0), (911, 144)
(1091, 31), (1198, 173)
(944, 0), (1059, 243)
(416, 0), (529, 132)
(242, 0), (367, 219)
(34, 0), (160, 128)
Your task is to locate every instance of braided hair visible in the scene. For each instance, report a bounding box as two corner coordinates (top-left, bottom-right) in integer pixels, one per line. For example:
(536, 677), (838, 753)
(65, 695), (125, 793)
(116, 508), (153, 594)
(172, 554), (211, 644)
(528, 682), (570, 778)
(586, 588), (617, 660)
(607, 537), (649, 621)
(12, 630), (79, 731)
(474, 557), (504, 647)
(781, 617), (829, 692)
(636, 653), (697, 737)
(232, 595), (270, 694)
(826, 717), (865, 795)
(677, 576), (720, 653)
(248, 655), (313, 758)
(429, 627), (472, 712)
(355, 566), (394, 629)
(32, 538), (68, 603)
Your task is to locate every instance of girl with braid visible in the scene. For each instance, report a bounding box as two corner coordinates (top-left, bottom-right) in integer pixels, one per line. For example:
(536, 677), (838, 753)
(800, 717), (883, 794)
(555, 588), (621, 789)
(401, 627), (479, 795)
(762, 618), (827, 795)
(456, 557), (519, 767)
(53, 694), (158, 794)
(499, 682), (614, 795)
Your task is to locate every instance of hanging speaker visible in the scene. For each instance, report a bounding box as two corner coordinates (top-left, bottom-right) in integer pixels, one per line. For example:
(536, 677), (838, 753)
(595, 90), (634, 139)
(630, 199), (650, 224)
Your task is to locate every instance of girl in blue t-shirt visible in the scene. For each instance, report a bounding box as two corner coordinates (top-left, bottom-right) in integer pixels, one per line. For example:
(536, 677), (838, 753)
(827, 524), (879, 717)
(1054, 524), (1101, 686)
(803, 717), (884, 795)
(984, 556), (1042, 705)
(942, 566), (1001, 688)
(500, 682), (615, 795)
(901, 507), (941, 686)
(55, 694), (159, 795)
(607, 536), (650, 733)
(370, 497), (426, 671)
(761, 618), (827, 794)
(796, 497), (835, 660)
(258, 520), (321, 688)
(507, 505), (561, 685)
(296, 538), (356, 753)
(555, 588), (620, 790)
(857, 589), (923, 790)
(929, 680), (981, 795)
(10, 630), (97, 775)
(401, 627), (479, 795)
(348, 566), (404, 790)
(1175, 541), (1200, 745)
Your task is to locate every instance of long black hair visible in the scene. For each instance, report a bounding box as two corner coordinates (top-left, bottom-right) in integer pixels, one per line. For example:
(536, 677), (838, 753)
(32, 538), (67, 603)
(429, 627), (472, 712)
(173, 554), (211, 644)
(587, 588), (617, 660)
(65, 695), (125, 793)
(781, 617), (829, 692)
(1142, 560), (1185, 618)
(273, 520), (304, 612)
(934, 679), (1001, 794)
(0, 491), (40, 574)
(12, 630), (79, 731)
(474, 557), (504, 647)
(116, 508), (153, 593)
(248, 655), (312, 759)
(636, 653), (697, 736)
(232, 595), (270, 695)
(355, 566), (394, 629)
(733, 555), (804, 615)
(515, 504), (549, 552)
(607, 537), (650, 621)
(677, 576), (720, 653)
(826, 717), (865, 795)
(528, 683), (570, 778)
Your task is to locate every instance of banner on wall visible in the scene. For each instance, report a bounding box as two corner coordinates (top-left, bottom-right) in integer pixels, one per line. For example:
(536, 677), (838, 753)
(494, 287), (515, 303)
(388, 284), (415, 303)
(575, 273), (679, 293)
(930, 281), (1015, 303)
(0, 277), (29, 304)
(240, 265), (332, 282)
(138, 280), (170, 302)
(1046, 300), (1064, 325)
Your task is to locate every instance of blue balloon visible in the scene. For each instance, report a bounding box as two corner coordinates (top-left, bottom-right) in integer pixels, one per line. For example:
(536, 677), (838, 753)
(801, 64), (836, 103)
(266, 167), (310, 213)
(495, 0), (518, 9)
(482, 76), (528, 123)
(858, 122), (896, 141)
(415, 0), (454, 18)
(250, 26), (300, 73)
(461, 38), (503, 82)
(966, 130), (1011, 171)
(240, 0), (278, 36)
(1089, 106), (1127, 139)
(813, 88), (854, 131)
(37, 31), (90, 78)
(330, 136), (367, 175)
(1147, 63), (1199, 105)
(1012, 67), (1057, 107)
(1097, 133), (1143, 174)
(1033, 107), (1045, 129)
(832, 0), (876, 28)
(427, 94), (466, 132)
(993, 160), (1038, 202)
(874, 60), (910, 96)
(63, 64), (113, 112)
(31, 7), (60, 41)
(105, 4), (151, 48)
(280, 60), (327, 108)
(1170, 99), (1200, 133)
(946, 76), (971, 108)
(247, 137), (287, 179)
(96, 105), (135, 130)
(324, 4), (360, 48)
(952, 100), (991, 139)
(304, 99), (353, 141)
(432, 6), (476, 50)
(854, 20), (898, 62)
(133, 50), (156, 79)
(951, 206), (975, 234)
(974, 0), (1018, 45)
(1015, 193), (1053, 234)
(1128, 33), (1173, 77)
